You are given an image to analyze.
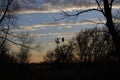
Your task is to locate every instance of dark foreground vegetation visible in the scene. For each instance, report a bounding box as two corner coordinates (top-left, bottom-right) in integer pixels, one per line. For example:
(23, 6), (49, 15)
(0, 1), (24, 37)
(1, 63), (120, 80)
(0, 0), (120, 80)
(1, 27), (120, 80)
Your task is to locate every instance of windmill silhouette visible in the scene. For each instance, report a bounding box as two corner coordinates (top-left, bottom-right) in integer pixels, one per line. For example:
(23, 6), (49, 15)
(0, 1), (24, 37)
(62, 37), (64, 42)
(55, 38), (60, 44)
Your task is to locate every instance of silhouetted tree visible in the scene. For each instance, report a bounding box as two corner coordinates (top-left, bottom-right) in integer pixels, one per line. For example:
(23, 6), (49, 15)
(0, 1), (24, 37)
(59, 0), (120, 61)
(0, 0), (19, 64)
(0, 42), (17, 64)
(16, 33), (33, 64)
(55, 43), (74, 63)
(0, 0), (19, 49)
(45, 39), (74, 63)
(44, 50), (56, 63)
(73, 28), (113, 63)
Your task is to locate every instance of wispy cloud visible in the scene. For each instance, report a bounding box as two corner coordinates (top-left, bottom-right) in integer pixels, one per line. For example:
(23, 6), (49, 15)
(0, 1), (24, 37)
(12, 19), (105, 32)
(18, 5), (120, 14)
(27, 32), (77, 37)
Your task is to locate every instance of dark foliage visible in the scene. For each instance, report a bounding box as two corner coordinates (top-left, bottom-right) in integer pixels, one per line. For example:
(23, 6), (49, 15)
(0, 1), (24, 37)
(0, 63), (120, 80)
(0, 0), (120, 80)
(45, 28), (120, 64)
(44, 40), (74, 63)
(0, 43), (17, 64)
(74, 28), (113, 63)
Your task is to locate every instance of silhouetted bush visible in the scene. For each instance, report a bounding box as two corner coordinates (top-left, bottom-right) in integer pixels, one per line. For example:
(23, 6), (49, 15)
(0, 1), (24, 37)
(44, 40), (75, 63)
(44, 50), (56, 63)
(16, 33), (33, 64)
(0, 43), (17, 65)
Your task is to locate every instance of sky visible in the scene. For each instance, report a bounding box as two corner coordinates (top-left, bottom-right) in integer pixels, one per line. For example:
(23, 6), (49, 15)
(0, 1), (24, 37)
(13, 0), (120, 63)
(18, 0), (120, 10)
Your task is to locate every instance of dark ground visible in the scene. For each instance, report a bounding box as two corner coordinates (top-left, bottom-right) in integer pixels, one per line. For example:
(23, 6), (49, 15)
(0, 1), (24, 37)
(1, 63), (120, 80)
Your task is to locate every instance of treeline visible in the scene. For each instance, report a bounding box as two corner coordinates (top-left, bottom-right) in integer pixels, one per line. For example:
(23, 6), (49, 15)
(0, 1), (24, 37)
(1, 27), (120, 65)
(44, 27), (120, 64)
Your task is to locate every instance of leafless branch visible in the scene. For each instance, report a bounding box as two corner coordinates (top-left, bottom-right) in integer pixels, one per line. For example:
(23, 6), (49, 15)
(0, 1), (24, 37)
(0, 0), (13, 23)
(110, 0), (114, 8)
(0, 36), (39, 49)
(96, 0), (102, 9)
(0, 17), (10, 49)
(95, 0), (104, 14)
(54, 9), (104, 22)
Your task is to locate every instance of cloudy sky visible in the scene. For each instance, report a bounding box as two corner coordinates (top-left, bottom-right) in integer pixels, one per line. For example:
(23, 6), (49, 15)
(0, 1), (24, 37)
(14, 0), (120, 63)
(18, 0), (92, 10)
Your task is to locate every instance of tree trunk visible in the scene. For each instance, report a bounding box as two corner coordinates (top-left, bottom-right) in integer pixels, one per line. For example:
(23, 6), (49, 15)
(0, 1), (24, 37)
(103, 0), (120, 60)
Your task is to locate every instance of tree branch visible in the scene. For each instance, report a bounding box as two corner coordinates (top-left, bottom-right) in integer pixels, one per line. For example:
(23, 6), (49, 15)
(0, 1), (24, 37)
(0, 36), (39, 49)
(0, 0), (13, 23)
(95, 0), (104, 14)
(0, 18), (10, 49)
(95, 0), (102, 10)
(110, 0), (114, 8)
(55, 8), (105, 21)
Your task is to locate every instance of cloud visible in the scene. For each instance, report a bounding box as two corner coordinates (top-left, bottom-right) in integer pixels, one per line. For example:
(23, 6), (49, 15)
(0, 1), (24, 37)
(17, 5), (120, 14)
(11, 26), (38, 32)
(11, 19), (105, 32)
(28, 32), (78, 38)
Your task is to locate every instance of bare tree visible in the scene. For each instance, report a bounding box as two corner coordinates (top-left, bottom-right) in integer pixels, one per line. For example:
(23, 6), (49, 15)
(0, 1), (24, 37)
(73, 28), (113, 63)
(0, 42), (17, 64)
(58, 0), (120, 60)
(16, 33), (33, 64)
(0, 0), (19, 50)
(55, 43), (74, 63)
(44, 39), (74, 63)
(0, 0), (19, 64)
(44, 50), (56, 63)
